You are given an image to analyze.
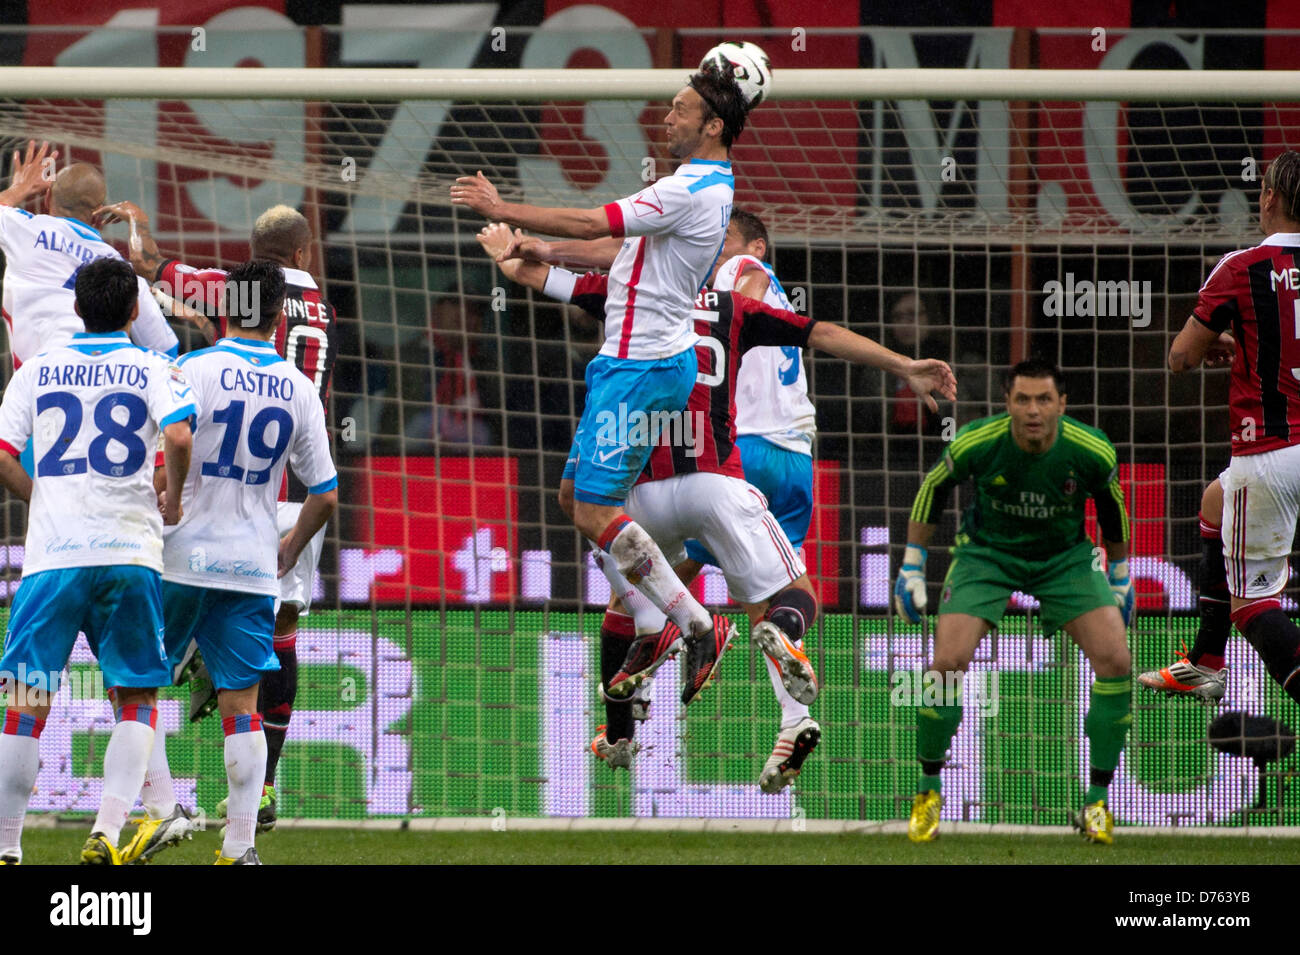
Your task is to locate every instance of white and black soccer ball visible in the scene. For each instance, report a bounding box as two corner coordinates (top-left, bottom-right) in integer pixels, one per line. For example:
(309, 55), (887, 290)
(699, 40), (772, 109)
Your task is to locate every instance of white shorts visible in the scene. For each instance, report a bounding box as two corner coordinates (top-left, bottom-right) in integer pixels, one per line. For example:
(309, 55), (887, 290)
(624, 472), (805, 604)
(277, 501), (326, 613)
(1219, 445), (1300, 599)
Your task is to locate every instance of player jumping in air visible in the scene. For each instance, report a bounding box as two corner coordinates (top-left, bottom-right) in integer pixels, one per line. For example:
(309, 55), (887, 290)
(479, 222), (955, 791)
(508, 209), (825, 777)
(97, 200), (337, 832)
(0, 257), (195, 864)
(452, 63), (750, 696)
(895, 360), (1133, 845)
(1154, 150), (1300, 710)
(120, 261), (337, 865)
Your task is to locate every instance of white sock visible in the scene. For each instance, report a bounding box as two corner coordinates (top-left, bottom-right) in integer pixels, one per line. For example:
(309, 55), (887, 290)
(223, 719), (268, 858)
(763, 651), (810, 728)
(603, 519), (710, 638)
(594, 546), (668, 633)
(140, 728), (177, 819)
(0, 715), (44, 860)
(94, 709), (156, 845)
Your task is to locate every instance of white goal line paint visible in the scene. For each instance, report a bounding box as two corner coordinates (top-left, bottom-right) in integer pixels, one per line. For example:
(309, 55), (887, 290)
(260, 818), (1300, 838)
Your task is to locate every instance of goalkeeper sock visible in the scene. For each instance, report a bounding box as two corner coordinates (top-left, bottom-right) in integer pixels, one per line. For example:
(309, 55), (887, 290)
(1234, 603), (1300, 703)
(1085, 768), (1115, 805)
(0, 712), (44, 859)
(222, 714), (267, 858)
(593, 547), (668, 634)
(1189, 516), (1230, 669)
(259, 632), (298, 787)
(1084, 675), (1131, 798)
(599, 516), (711, 640)
(599, 610), (636, 743)
(95, 705), (157, 845)
(916, 693), (962, 794)
(140, 726), (177, 819)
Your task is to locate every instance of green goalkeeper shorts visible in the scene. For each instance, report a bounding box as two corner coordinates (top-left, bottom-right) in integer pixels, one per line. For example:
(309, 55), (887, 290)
(937, 539), (1117, 635)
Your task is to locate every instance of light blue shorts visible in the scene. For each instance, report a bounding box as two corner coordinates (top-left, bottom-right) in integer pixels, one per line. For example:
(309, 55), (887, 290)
(569, 350), (697, 506)
(1, 565), (169, 690)
(162, 582), (279, 692)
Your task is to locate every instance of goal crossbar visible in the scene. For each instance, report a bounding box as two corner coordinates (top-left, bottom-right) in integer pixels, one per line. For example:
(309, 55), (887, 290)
(0, 67), (1296, 101)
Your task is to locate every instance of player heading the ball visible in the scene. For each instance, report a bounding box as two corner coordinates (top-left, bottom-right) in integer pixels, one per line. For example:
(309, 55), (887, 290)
(452, 51), (764, 679)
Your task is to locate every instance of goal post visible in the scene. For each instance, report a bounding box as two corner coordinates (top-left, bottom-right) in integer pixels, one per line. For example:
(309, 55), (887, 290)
(0, 65), (1294, 827)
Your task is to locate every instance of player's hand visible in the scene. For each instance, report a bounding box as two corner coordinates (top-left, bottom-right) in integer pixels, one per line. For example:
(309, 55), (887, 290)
(893, 544), (928, 623)
(902, 359), (957, 413)
(476, 222), (517, 261)
(93, 199), (148, 232)
(3, 140), (57, 207)
(1107, 558), (1134, 626)
(277, 535), (301, 578)
(1203, 333), (1235, 368)
(513, 232), (553, 263)
(450, 170), (502, 219)
(162, 497), (182, 526)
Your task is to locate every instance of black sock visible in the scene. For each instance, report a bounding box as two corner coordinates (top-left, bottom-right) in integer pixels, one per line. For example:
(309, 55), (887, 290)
(920, 759), (945, 777)
(766, 586), (819, 641)
(600, 613), (635, 743)
(1238, 607), (1300, 703)
(1090, 767), (1115, 789)
(258, 642), (298, 787)
(1190, 531), (1231, 666)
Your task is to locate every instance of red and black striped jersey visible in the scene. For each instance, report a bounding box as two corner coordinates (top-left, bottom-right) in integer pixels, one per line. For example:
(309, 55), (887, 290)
(155, 259), (336, 407)
(1194, 234), (1300, 456)
(568, 273), (817, 481)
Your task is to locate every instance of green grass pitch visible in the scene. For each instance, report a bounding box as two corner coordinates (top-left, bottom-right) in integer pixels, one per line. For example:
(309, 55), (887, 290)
(16, 826), (1300, 864)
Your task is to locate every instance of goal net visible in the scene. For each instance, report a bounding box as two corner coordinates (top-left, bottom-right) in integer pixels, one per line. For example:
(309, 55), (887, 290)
(0, 54), (1294, 829)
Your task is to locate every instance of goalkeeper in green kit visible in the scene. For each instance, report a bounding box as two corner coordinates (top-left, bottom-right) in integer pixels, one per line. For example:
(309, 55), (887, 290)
(894, 359), (1134, 845)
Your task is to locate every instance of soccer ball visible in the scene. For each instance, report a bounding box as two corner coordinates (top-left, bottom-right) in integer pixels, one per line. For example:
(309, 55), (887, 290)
(699, 41), (773, 109)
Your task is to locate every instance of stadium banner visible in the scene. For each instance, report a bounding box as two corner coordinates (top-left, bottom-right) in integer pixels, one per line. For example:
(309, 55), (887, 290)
(23, 609), (1300, 827)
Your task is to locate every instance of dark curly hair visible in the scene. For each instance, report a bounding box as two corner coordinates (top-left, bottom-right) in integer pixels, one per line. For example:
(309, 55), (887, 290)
(688, 64), (749, 149)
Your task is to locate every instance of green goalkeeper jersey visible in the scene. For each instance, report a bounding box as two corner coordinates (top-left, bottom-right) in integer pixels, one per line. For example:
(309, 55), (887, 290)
(909, 413), (1129, 560)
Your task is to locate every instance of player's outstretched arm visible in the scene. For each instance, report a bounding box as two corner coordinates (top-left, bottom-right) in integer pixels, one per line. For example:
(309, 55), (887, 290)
(278, 490), (338, 577)
(0, 451), (31, 503)
(527, 237), (622, 270)
(806, 322), (957, 411)
(451, 171), (610, 240)
(161, 420), (191, 526)
(0, 140), (57, 209)
(1169, 316), (1234, 372)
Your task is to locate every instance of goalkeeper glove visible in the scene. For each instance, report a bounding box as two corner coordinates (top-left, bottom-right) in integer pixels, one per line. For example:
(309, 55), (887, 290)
(893, 545), (928, 623)
(1107, 559), (1134, 626)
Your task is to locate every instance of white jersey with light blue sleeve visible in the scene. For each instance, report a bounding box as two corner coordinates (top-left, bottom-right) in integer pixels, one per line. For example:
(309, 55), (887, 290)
(0, 332), (196, 575)
(0, 206), (179, 366)
(161, 337), (336, 597)
(714, 253), (816, 455)
(598, 159), (733, 361)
